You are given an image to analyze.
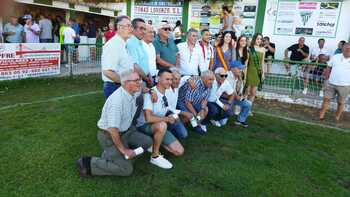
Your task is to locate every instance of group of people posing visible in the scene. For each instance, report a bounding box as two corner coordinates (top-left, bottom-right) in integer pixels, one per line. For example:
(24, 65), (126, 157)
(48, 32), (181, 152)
(76, 15), (350, 177)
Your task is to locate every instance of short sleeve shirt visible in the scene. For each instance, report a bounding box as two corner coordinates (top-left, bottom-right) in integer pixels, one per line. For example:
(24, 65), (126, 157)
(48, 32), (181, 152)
(177, 42), (202, 76)
(24, 23), (40, 43)
(328, 54), (350, 86)
(101, 35), (135, 82)
(62, 27), (76, 44)
(208, 80), (234, 102)
(126, 35), (149, 75)
(4, 23), (23, 43)
(178, 78), (210, 106)
(39, 19), (53, 39)
(265, 42), (275, 59)
(287, 44), (309, 61)
(153, 35), (179, 70)
(97, 87), (137, 132)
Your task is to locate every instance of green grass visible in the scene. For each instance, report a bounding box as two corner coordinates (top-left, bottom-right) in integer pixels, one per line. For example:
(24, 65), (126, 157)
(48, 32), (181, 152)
(1, 75), (350, 196)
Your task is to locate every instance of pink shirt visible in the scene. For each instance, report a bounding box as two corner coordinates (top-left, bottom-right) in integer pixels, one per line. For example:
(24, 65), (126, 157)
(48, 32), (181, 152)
(24, 23), (40, 43)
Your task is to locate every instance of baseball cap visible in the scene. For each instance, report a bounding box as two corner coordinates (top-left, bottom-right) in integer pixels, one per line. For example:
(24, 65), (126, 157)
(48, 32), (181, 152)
(23, 14), (32, 20)
(229, 60), (245, 70)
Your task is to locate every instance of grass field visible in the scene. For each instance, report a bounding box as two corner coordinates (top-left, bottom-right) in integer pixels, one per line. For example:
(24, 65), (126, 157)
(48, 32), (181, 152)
(1, 75), (350, 196)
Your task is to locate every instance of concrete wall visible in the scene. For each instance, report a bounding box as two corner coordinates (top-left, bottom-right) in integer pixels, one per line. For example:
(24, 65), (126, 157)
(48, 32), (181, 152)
(262, 0), (350, 59)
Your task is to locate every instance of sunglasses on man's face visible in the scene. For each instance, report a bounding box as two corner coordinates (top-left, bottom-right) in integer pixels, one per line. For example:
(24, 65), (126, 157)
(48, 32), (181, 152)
(162, 28), (171, 32)
(220, 74), (228, 78)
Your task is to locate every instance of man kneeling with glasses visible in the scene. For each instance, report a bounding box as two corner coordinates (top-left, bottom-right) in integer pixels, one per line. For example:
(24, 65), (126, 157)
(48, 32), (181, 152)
(137, 69), (186, 169)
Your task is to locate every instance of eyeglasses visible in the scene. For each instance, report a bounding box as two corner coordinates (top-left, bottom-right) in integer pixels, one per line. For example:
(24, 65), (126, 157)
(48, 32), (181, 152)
(162, 96), (169, 108)
(162, 28), (171, 32)
(219, 74), (228, 78)
(127, 78), (141, 83)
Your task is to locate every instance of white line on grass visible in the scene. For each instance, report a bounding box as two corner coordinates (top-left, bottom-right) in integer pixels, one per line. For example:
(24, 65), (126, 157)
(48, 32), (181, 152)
(255, 111), (350, 133)
(0, 91), (102, 111)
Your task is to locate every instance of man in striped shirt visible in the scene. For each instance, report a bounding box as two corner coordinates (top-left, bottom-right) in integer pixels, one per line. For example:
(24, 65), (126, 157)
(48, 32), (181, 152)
(177, 70), (215, 134)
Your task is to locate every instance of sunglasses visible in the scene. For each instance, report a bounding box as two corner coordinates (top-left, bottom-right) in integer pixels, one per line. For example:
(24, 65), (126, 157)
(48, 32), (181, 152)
(162, 96), (169, 108)
(162, 28), (171, 31)
(220, 74), (228, 78)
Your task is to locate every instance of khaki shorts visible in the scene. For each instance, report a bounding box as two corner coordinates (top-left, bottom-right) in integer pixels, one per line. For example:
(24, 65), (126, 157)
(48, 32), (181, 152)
(137, 124), (177, 146)
(324, 83), (350, 103)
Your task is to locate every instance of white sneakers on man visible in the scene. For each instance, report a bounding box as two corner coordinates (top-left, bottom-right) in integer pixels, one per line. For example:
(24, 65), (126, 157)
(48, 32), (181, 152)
(150, 155), (173, 169)
(210, 120), (221, 127)
(219, 118), (228, 126)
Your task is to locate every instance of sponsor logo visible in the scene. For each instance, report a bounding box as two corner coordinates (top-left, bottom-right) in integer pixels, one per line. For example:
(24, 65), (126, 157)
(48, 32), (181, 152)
(317, 21), (335, 27)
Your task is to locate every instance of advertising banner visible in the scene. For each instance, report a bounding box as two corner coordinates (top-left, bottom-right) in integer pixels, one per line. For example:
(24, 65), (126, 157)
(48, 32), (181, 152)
(274, 1), (342, 37)
(0, 43), (60, 81)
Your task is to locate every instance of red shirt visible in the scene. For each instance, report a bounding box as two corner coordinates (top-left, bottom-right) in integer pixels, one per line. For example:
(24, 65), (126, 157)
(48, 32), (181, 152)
(104, 30), (116, 42)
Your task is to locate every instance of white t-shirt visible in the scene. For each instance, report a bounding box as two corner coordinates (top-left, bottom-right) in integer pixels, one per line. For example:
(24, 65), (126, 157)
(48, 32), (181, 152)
(177, 42), (203, 76)
(62, 27), (76, 44)
(165, 87), (179, 111)
(24, 23), (40, 43)
(311, 47), (331, 59)
(143, 41), (158, 77)
(174, 26), (182, 40)
(208, 79), (234, 103)
(39, 18), (53, 39)
(137, 87), (170, 127)
(328, 54), (350, 86)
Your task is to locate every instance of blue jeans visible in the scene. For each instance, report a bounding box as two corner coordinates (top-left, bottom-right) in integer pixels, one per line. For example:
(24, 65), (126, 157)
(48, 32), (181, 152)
(168, 121), (188, 139)
(103, 82), (121, 99)
(207, 102), (233, 121)
(177, 101), (201, 114)
(232, 99), (252, 122)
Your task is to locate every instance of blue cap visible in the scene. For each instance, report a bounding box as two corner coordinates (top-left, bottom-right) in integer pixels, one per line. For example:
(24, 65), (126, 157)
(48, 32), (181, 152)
(229, 60), (245, 70)
(23, 15), (32, 20)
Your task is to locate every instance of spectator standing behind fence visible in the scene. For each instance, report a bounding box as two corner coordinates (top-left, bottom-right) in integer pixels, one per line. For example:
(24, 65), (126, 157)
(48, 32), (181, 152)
(3, 16), (23, 43)
(76, 69), (153, 177)
(153, 20), (179, 70)
(38, 14), (53, 43)
(143, 24), (158, 85)
(319, 43), (350, 121)
(62, 19), (76, 66)
(263, 36), (275, 74)
(23, 15), (40, 43)
(198, 29), (214, 73)
(104, 22), (116, 42)
(87, 19), (97, 44)
(177, 28), (202, 76)
(101, 16), (135, 99)
(213, 31), (237, 71)
(310, 38), (330, 62)
(334, 40), (346, 55)
(245, 33), (265, 112)
(284, 37), (309, 75)
(173, 20), (182, 45)
(127, 18), (152, 87)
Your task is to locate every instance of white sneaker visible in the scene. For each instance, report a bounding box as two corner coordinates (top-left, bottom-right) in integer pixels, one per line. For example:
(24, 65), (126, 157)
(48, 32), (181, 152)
(147, 146), (152, 153)
(219, 118), (228, 126)
(302, 88), (308, 95)
(190, 117), (198, 127)
(210, 120), (221, 127)
(150, 155), (173, 169)
(319, 90), (324, 97)
(200, 124), (207, 132)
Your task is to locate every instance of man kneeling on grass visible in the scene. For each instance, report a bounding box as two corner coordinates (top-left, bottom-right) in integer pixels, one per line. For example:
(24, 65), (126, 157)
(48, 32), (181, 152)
(177, 70), (215, 134)
(137, 69), (185, 169)
(76, 69), (152, 177)
(206, 67), (235, 127)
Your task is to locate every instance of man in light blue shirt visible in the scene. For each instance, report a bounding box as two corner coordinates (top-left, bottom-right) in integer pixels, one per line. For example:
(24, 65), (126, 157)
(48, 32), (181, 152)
(126, 18), (152, 87)
(3, 16), (23, 43)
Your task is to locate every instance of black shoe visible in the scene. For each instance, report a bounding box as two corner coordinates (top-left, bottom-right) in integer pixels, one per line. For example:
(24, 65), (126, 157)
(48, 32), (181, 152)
(234, 121), (249, 128)
(193, 126), (206, 135)
(76, 157), (91, 178)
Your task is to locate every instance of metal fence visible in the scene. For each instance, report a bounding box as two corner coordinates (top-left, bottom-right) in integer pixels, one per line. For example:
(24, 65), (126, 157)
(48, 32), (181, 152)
(60, 43), (103, 77)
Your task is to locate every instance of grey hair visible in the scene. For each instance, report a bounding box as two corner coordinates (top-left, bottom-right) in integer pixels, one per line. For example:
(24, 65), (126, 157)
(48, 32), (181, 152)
(120, 69), (135, 85)
(115, 15), (130, 26)
(186, 28), (198, 38)
(201, 70), (214, 78)
(214, 67), (226, 74)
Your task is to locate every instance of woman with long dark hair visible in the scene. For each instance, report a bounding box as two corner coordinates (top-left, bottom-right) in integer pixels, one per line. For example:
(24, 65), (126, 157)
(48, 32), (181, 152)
(245, 33), (265, 108)
(236, 35), (249, 76)
(213, 31), (236, 71)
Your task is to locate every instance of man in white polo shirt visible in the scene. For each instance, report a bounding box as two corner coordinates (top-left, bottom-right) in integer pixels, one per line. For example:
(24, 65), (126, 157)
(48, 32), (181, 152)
(101, 15), (135, 99)
(320, 43), (350, 121)
(198, 29), (214, 73)
(177, 28), (203, 76)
